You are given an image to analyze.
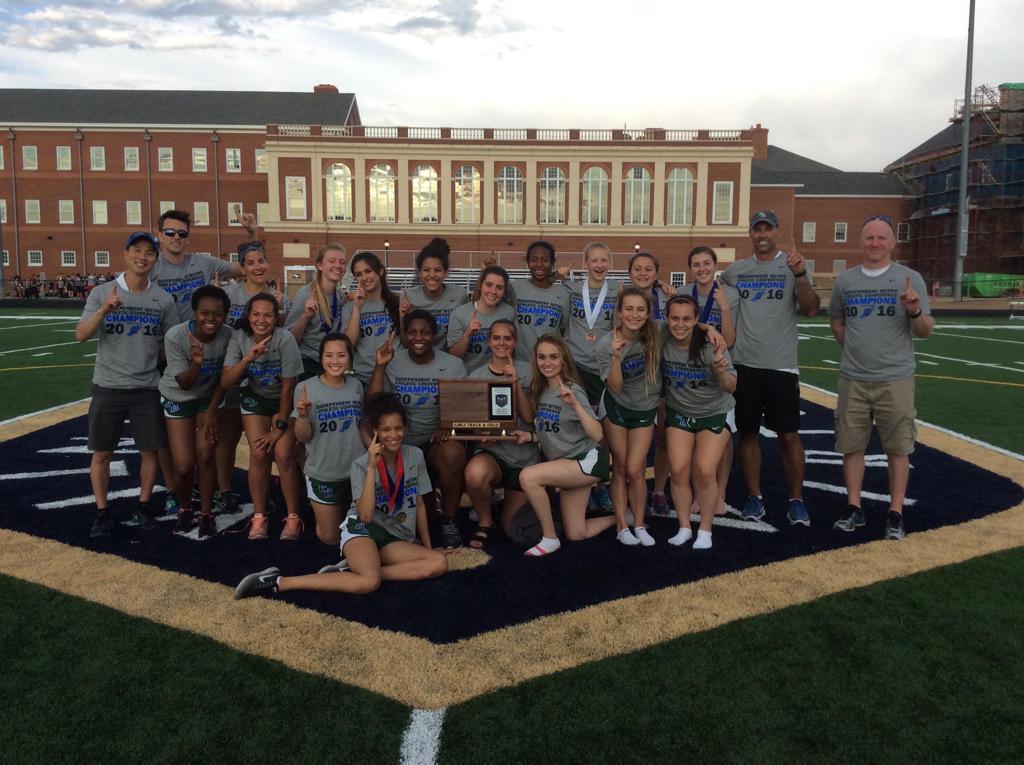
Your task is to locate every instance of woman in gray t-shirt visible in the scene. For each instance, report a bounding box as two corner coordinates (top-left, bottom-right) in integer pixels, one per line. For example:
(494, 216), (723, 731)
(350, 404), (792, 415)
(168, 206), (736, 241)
(340, 252), (401, 383)
(511, 335), (616, 557)
(400, 239), (469, 349)
(447, 265), (515, 373)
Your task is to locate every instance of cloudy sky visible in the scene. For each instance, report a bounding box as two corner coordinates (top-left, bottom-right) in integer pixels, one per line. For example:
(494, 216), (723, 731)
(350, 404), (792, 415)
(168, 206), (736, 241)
(1, 0), (1020, 171)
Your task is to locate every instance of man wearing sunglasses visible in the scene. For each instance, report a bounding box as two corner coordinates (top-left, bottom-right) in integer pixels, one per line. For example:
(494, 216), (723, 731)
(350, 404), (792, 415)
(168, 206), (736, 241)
(829, 215), (933, 540)
(153, 210), (243, 323)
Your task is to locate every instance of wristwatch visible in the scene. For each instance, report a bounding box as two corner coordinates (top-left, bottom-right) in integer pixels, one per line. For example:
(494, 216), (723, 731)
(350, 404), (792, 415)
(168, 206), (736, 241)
(274, 418), (288, 431)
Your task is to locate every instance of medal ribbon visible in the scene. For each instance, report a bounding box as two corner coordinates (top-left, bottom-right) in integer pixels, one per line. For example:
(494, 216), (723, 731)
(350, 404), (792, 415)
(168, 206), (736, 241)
(582, 280), (609, 330)
(376, 449), (405, 516)
(691, 282), (717, 325)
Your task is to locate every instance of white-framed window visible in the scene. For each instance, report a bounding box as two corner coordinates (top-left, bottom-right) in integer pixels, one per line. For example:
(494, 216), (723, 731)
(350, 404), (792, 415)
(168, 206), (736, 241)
(368, 165), (395, 223)
(56, 145), (72, 171)
(897, 222), (910, 242)
(539, 166), (566, 225)
(229, 251), (241, 263)
(61, 250), (76, 267)
(192, 148), (207, 173)
(411, 164), (439, 223)
(581, 167), (608, 225)
(194, 201), (210, 226)
(92, 200), (108, 225)
(1, 250), (8, 267)
(25, 199), (41, 224)
(22, 145), (38, 170)
(94, 250), (110, 268)
(0, 146), (4, 169)
(28, 250), (43, 267)
(667, 168), (694, 225)
(59, 199), (75, 224)
(834, 222), (848, 243)
(832, 259), (847, 273)
(804, 259), (816, 275)
(496, 165), (523, 224)
(159, 200), (175, 215)
(0, 199), (6, 224)
(255, 149), (268, 173)
(126, 200), (142, 226)
(158, 147), (173, 172)
(624, 166), (651, 226)
(286, 177), (307, 220)
(256, 202), (271, 225)
(325, 163), (353, 222)
(711, 181), (733, 224)
(225, 148), (241, 173)
(802, 222), (817, 243)
(454, 164), (481, 224)
(124, 146), (140, 172)
(90, 146), (106, 171)
(228, 203), (243, 226)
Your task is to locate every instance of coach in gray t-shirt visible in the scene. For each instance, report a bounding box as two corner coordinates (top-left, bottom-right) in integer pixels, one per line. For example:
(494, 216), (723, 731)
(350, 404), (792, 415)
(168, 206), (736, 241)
(721, 210), (820, 526)
(828, 216), (934, 540)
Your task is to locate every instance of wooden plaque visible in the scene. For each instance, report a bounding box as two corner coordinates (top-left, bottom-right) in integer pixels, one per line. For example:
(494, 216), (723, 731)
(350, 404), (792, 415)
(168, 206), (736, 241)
(439, 379), (518, 440)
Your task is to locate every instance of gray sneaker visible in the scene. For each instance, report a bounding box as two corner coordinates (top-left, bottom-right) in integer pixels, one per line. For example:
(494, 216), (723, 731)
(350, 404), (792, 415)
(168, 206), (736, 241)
(234, 567), (281, 599)
(833, 505), (865, 532)
(885, 512), (906, 540)
(317, 559), (350, 574)
(440, 519), (463, 549)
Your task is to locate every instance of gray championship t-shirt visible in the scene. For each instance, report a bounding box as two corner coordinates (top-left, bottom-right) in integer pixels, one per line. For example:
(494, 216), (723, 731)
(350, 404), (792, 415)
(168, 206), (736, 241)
(510, 279), (571, 355)
(339, 298), (398, 383)
(347, 444), (432, 543)
(469, 361), (540, 470)
(152, 253), (235, 323)
(404, 284), (469, 348)
(225, 327), (304, 400)
(829, 263), (930, 381)
(158, 322), (233, 403)
(662, 340), (736, 417)
(534, 382), (600, 459)
(566, 279), (620, 373)
(384, 348), (467, 448)
(447, 301), (516, 373)
(284, 283), (347, 361)
(225, 281), (290, 330)
(293, 375), (364, 483)
(689, 283), (741, 336)
(596, 334), (661, 411)
(722, 253), (807, 370)
(82, 276), (178, 389)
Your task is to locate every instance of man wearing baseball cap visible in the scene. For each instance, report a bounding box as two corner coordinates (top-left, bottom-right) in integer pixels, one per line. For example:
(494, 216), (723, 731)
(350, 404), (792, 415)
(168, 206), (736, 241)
(75, 232), (179, 538)
(721, 210), (820, 525)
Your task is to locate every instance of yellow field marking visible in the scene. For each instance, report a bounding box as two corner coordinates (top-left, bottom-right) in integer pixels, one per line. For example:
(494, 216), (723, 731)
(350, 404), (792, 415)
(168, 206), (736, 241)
(0, 362), (97, 373)
(799, 366), (1024, 388)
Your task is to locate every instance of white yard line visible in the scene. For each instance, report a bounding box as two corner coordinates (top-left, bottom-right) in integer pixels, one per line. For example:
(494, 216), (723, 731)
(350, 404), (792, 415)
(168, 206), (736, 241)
(400, 708), (446, 765)
(0, 320), (78, 331)
(931, 330), (1024, 345)
(0, 315), (82, 321)
(917, 359), (939, 366)
(914, 351), (1023, 374)
(31, 352), (53, 357)
(0, 338), (95, 356)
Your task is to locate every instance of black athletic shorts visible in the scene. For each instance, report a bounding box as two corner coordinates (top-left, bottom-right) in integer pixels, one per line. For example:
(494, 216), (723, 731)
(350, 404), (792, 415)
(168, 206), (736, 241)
(733, 365), (800, 435)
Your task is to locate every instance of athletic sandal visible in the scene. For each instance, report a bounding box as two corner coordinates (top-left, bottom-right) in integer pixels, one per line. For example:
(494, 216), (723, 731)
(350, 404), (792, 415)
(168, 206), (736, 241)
(468, 525), (494, 550)
(280, 513), (304, 541)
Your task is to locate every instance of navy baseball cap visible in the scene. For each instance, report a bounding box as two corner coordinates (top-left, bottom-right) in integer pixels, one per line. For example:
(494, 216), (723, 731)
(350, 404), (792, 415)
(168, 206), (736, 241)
(125, 232), (160, 252)
(749, 210), (780, 229)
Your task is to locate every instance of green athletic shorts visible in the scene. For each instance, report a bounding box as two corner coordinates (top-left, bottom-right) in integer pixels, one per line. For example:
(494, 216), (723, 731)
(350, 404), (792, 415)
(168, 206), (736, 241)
(576, 367), (606, 407)
(475, 448), (525, 492)
(305, 476), (352, 506)
(569, 446), (611, 481)
(602, 392), (657, 429)
(239, 386), (280, 417)
(340, 517), (401, 552)
(665, 406), (729, 434)
(161, 395), (211, 420)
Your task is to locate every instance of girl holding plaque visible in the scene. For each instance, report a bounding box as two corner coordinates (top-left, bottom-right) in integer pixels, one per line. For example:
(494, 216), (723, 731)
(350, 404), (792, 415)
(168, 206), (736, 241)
(512, 335), (615, 556)
(284, 243), (348, 380)
(447, 265), (515, 373)
(596, 288), (662, 546)
(400, 238), (469, 349)
(234, 393), (448, 600)
(340, 252), (402, 383)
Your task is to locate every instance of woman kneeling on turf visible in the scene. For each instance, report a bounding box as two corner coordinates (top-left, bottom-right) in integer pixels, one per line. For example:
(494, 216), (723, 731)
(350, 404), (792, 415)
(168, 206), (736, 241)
(512, 335), (615, 556)
(234, 393), (448, 599)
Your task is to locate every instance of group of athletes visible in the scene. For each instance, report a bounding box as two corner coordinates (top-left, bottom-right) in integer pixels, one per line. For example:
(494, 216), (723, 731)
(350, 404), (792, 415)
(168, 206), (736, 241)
(75, 206), (932, 601)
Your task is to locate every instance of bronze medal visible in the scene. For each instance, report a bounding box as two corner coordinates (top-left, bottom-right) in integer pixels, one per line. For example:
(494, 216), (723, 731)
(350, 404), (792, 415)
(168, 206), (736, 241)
(586, 331), (596, 342)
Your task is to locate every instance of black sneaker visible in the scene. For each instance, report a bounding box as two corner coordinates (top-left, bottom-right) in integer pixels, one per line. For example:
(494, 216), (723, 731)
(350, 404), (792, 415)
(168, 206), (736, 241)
(197, 513), (217, 538)
(440, 519), (463, 549)
(885, 512), (906, 540)
(234, 567), (281, 599)
(89, 510), (114, 538)
(173, 509), (195, 533)
(833, 505), (865, 533)
(131, 502), (157, 531)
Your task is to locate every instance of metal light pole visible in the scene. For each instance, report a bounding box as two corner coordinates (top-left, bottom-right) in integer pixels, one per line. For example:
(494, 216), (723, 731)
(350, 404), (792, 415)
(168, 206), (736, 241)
(634, 241), (640, 255)
(384, 239), (390, 267)
(953, 0), (976, 301)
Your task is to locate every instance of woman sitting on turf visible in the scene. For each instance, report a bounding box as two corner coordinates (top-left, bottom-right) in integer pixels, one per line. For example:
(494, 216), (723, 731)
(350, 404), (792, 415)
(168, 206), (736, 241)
(159, 285), (234, 536)
(464, 319), (538, 549)
(293, 332), (365, 547)
(512, 335), (616, 556)
(234, 393), (448, 599)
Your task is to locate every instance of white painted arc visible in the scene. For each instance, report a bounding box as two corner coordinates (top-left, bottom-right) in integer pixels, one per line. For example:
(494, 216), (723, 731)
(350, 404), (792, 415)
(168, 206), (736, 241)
(0, 397), (92, 428)
(400, 708), (446, 765)
(38, 446), (138, 455)
(802, 480), (917, 506)
(35, 485), (168, 510)
(1, 462), (128, 481)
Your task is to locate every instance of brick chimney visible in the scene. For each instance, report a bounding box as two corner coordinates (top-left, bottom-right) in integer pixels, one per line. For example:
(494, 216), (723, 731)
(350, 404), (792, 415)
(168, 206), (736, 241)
(313, 84), (339, 94)
(750, 123), (769, 160)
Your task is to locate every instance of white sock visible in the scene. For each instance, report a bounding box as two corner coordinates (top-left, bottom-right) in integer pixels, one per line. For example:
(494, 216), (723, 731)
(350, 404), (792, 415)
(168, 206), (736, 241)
(525, 536), (561, 556)
(668, 527), (693, 546)
(693, 530), (713, 549)
(617, 527), (640, 546)
(634, 526), (656, 546)
(652, 490), (665, 497)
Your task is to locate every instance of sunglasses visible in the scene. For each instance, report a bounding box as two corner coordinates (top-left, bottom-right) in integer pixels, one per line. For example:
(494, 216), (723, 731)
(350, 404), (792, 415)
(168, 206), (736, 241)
(864, 214), (894, 226)
(161, 228), (190, 239)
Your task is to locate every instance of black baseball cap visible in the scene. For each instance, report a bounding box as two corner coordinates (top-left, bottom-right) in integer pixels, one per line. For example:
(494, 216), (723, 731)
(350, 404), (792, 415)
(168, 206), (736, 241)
(749, 210), (780, 229)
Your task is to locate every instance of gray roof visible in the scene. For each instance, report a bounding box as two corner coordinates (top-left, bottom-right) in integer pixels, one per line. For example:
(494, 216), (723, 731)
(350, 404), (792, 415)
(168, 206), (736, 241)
(0, 88), (359, 127)
(886, 115), (999, 170)
(753, 144), (907, 196)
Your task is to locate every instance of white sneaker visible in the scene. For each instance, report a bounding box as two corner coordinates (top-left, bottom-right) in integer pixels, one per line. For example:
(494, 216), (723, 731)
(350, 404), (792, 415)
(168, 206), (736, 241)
(317, 559), (350, 574)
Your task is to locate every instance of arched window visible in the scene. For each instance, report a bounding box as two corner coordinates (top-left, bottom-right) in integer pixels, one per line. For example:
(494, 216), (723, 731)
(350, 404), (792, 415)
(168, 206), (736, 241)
(667, 168), (694, 225)
(496, 165), (524, 224)
(539, 166), (566, 224)
(454, 164), (480, 224)
(624, 166), (651, 225)
(581, 166), (608, 225)
(411, 164), (439, 223)
(324, 163), (352, 222)
(368, 164), (396, 222)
